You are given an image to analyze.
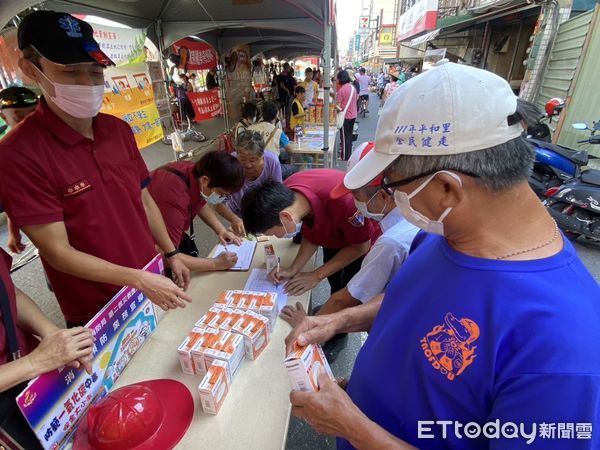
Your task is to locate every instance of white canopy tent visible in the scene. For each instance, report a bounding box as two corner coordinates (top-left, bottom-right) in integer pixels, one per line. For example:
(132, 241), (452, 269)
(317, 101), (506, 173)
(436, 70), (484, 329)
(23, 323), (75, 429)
(1, 0), (337, 158)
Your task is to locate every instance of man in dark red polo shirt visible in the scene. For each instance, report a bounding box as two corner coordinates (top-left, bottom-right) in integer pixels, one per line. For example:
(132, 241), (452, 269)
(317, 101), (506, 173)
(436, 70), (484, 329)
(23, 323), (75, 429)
(148, 151), (245, 273)
(0, 248), (94, 449)
(0, 11), (191, 326)
(241, 169), (378, 296)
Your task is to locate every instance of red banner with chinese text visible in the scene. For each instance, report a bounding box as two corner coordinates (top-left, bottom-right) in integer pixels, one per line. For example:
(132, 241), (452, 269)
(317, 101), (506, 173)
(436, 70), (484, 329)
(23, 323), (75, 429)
(172, 38), (218, 71)
(188, 89), (221, 122)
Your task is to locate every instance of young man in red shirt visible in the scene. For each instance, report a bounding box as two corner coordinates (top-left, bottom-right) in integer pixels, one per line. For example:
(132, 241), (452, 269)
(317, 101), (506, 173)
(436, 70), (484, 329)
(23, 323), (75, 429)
(0, 11), (191, 326)
(148, 151), (244, 273)
(241, 169), (378, 296)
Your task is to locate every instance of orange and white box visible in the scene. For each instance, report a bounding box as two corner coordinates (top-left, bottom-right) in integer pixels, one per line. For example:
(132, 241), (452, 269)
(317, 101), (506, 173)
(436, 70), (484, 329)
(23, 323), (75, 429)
(205, 307), (237, 331)
(231, 311), (270, 360)
(256, 293), (277, 333)
(218, 290), (278, 333)
(193, 328), (245, 380)
(195, 305), (226, 328)
(285, 344), (334, 392)
(190, 327), (219, 377)
(177, 327), (206, 375)
(198, 360), (231, 415)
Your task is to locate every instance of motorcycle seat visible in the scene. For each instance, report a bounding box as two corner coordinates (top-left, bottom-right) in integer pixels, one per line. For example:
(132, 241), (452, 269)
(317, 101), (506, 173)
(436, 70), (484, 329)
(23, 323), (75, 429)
(528, 139), (588, 165)
(580, 170), (600, 186)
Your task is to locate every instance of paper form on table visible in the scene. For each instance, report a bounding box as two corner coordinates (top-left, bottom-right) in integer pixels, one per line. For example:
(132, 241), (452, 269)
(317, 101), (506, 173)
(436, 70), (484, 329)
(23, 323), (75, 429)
(213, 239), (257, 271)
(244, 268), (289, 312)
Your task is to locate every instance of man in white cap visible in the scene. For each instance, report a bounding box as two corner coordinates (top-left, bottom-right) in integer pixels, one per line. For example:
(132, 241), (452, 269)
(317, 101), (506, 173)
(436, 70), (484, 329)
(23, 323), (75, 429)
(287, 60), (600, 449)
(280, 142), (418, 327)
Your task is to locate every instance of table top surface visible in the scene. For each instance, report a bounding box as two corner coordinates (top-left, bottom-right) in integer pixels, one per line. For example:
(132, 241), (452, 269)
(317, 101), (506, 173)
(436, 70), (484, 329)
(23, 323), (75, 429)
(289, 128), (337, 155)
(114, 238), (313, 450)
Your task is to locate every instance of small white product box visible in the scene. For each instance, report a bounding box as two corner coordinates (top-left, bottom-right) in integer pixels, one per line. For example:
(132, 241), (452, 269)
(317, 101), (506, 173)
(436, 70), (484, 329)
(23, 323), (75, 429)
(194, 329), (245, 380)
(285, 344), (334, 392)
(231, 310), (270, 360)
(198, 360), (231, 415)
(177, 327), (205, 375)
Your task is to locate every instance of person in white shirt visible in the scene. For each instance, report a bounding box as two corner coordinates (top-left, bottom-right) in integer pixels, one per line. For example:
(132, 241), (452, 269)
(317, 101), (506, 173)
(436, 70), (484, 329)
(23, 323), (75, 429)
(355, 68), (371, 112)
(280, 142), (418, 326)
(299, 67), (319, 108)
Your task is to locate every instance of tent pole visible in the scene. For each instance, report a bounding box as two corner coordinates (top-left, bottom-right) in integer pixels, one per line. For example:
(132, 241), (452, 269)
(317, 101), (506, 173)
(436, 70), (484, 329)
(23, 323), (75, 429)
(322, 16), (332, 168)
(217, 39), (230, 132)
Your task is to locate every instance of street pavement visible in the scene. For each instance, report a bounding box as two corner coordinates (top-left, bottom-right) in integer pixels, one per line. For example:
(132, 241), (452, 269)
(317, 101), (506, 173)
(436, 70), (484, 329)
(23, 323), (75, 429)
(0, 93), (597, 450)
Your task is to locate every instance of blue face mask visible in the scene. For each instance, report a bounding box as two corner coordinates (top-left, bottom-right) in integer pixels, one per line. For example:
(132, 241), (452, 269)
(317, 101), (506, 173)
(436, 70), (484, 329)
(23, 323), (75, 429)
(201, 190), (226, 205)
(282, 216), (302, 239)
(200, 178), (227, 205)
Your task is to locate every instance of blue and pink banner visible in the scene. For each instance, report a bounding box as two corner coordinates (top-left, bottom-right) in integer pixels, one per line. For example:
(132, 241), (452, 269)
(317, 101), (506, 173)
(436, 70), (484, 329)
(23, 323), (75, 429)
(16, 255), (164, 450)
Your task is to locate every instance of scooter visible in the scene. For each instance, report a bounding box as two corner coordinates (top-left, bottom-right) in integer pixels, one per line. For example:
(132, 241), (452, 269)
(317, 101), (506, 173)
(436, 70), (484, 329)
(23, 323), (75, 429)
(527, 100), (590, 198)
(544, 122), (600, 241)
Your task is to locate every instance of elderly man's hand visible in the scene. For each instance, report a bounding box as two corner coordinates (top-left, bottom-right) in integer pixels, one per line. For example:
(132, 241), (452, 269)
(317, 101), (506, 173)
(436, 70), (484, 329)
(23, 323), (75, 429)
(284, 271), (320, 296)
(290, 369), (365, 437)
(284, 313), (338, 355)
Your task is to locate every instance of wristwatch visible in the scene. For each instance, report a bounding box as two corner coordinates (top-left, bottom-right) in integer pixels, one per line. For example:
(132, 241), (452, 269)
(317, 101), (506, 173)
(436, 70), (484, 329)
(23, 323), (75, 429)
(164, 249), (180, 258)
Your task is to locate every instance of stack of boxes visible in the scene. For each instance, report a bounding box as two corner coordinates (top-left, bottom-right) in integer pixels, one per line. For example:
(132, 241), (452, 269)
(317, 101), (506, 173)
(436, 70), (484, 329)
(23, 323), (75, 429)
(177, 290), (276, 414)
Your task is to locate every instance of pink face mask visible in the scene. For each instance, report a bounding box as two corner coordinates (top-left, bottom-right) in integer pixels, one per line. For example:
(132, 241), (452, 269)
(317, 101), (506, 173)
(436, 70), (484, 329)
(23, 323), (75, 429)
(35, 65), (105, 118)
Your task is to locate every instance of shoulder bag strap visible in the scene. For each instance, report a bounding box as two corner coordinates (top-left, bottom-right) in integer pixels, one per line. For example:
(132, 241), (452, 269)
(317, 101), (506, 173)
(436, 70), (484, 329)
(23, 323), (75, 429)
(0, 280), (20, 360)
(264, 127), (277, 148)
(342, 85), (355, 115)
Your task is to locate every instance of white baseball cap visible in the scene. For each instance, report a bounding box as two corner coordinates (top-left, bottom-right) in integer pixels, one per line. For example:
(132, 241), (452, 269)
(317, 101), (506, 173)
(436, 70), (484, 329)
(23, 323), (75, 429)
(344, 59), (522, 190)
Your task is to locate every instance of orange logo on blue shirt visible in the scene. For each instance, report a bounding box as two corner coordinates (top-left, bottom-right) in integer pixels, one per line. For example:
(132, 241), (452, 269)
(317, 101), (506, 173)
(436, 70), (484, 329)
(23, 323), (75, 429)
(420, 312), (479, 381)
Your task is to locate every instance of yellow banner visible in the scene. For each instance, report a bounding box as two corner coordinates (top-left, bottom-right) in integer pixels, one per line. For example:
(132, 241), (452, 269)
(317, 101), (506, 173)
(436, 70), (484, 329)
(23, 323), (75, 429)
(380, 32), (394, 45)
(93, 22), (162, 149)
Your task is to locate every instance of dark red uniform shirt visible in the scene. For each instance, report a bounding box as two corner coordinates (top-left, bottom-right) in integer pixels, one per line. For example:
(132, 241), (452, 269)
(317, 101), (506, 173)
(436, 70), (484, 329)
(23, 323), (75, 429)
(284, 169), (379, 249)
(0, 249), (38, 365)
(0, 99), (156, 323)
(148, 161), (206, 246)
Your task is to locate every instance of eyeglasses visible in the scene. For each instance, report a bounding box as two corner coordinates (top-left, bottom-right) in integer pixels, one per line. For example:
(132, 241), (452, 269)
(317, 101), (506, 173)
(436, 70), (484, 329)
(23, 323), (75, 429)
(0, 92), (38, 109)
(381, 169), (480, 194)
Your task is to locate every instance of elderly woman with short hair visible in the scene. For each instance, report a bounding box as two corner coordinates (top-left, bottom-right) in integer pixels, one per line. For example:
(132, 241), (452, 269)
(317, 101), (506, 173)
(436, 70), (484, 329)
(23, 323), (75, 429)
(214, 130), (283, 234)
(286, 61), (600, 450)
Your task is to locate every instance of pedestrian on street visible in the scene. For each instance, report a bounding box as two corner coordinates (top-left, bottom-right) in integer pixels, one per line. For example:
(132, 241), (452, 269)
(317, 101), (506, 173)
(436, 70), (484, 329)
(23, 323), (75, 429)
(355, 68), (371, 113)
(0, 11), (191, 327)
(336, 70), (357, 161)
(381, 69), (400, 107)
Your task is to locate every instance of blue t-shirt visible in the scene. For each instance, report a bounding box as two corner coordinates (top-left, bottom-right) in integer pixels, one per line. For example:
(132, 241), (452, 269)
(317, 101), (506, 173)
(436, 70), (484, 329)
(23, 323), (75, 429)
(280, 131), (290, 147)
(340, 233), (600, 450)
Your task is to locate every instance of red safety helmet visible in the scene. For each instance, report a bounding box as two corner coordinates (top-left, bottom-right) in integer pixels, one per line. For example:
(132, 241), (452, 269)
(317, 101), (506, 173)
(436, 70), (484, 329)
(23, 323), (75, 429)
(73, 380), (193, 450)
(545, 98), (564, 117)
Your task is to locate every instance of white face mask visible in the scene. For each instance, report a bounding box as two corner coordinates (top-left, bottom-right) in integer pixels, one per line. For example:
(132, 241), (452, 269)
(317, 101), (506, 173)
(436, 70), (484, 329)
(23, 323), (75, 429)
(35, 66), (104, 119)
(354, 192), (385, 222)
(393, 171), (461, 236)
(281, 216), (302, 239)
